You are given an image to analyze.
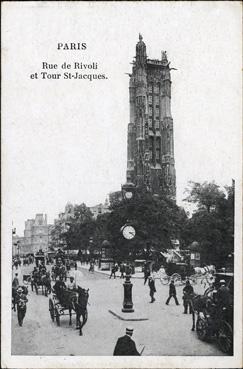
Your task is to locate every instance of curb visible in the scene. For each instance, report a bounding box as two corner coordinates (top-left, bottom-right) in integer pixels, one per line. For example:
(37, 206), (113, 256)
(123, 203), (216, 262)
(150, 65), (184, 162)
(78, 266), (144, 279)
(108, 310), (149, 321)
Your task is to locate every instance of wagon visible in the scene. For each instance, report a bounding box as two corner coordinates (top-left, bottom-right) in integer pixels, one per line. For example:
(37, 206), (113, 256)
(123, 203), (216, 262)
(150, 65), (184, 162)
(49, 290), (78, 326)
(196, 273), (233, 354)
(158, 263), (197, 285)
(48, 286), (89, 336)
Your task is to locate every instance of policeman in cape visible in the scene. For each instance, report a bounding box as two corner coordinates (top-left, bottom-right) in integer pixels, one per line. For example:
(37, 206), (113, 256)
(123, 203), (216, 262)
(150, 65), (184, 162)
(113, 327), (141, 356)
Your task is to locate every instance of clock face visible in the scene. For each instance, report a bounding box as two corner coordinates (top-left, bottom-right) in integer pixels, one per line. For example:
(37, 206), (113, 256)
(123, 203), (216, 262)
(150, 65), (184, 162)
(125, 191), (133, 199)
(122, 225), (136, 240)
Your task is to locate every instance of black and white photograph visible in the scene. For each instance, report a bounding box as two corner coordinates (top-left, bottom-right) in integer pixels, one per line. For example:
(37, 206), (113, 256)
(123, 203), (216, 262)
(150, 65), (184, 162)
(1, 2), (242, 368)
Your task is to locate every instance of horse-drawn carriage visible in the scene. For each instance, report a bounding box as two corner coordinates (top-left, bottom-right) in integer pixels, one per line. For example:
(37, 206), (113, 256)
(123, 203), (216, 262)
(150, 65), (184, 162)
(190, 272), (233, 354)
(156, 262), (197, 285)
(156, 263), (216, 287)
(34, 250), (46, 267)
(48, 286), (89, 336)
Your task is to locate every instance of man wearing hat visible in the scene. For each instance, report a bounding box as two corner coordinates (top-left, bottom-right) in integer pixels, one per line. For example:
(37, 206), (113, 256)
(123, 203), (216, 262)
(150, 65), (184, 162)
(217, 279), (231, 309)
(113, 327), (140, 356)
(165, 280), (179, 306)
(182, 280), (194, 314)
(12, 273), (20, 311)
(67, 276), (76, 290)
(148, 276), (156, 303)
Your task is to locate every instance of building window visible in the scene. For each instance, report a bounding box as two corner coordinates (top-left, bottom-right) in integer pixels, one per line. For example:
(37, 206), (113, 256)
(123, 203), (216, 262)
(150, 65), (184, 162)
(156, 150), (160, 160)
(154, 86), (159, 94)
(148, 95), (152, 103)
(149, 149), (153, 159)
(155, 120), (160, 129)
(154, 96), (159, 105)
(148, 85), (152, 93)
(148, 107), (153, 115)
(155, 108), (159, 116)
(148, 118), (152, 128)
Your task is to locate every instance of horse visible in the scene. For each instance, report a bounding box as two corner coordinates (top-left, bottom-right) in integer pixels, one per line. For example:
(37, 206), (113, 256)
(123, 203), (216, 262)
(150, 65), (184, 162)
(194, 265), (216, 276)
(184, 292), (211, 331)
(41, 272), (52, 296)
(70, 287), (89, 336)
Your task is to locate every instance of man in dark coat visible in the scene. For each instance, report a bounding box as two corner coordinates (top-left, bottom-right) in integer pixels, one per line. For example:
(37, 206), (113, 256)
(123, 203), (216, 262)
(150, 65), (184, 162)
(166, 280), (179, 305)
(148, 276), (156, 303)
(217, 279), (231, 309)
(53, 276), (66, 302)
(113, 327), (140, 356)
(120, 263), (125, 279)
(144, 263), (151, 285)
(182, 280), (194, 313)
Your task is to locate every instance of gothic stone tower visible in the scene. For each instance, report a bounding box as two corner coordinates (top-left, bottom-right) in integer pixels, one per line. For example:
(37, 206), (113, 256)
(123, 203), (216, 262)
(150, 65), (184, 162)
(126, 34), (176, 200)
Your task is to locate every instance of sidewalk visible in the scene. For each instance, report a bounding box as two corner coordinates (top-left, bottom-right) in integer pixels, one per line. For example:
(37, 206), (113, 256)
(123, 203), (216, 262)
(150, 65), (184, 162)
(77, 262), (144, 279)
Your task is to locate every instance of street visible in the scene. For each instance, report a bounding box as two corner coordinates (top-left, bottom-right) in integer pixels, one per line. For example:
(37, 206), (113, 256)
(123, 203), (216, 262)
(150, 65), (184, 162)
(12, 263), (224, 356)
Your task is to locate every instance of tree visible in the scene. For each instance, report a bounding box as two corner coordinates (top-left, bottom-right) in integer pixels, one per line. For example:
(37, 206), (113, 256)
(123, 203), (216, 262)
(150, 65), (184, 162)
(183, 181), (234, 267)
(184, 181), (225, 213)
(104, 190), (187, 261)
(61, 203), (95, 251)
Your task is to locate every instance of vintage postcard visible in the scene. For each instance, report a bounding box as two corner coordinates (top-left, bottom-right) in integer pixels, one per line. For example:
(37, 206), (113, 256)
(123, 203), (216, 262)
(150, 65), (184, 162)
(1, 1), (242, 368)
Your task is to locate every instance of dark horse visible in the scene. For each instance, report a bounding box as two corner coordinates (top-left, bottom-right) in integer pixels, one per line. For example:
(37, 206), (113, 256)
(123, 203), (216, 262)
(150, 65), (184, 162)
(69, 287), (89, 336)
(184, 292), (210, 331)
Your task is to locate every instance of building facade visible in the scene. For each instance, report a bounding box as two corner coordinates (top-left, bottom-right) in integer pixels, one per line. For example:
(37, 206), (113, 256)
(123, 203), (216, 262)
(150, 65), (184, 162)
(126, 34), (176, 199)
(89, 199), (110, 219)
(23, 214), (50, 254)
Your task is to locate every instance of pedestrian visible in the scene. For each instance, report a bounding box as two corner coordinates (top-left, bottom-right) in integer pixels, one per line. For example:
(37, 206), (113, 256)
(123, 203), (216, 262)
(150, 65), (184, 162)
(12, 273), (19, 289)
(110, 264), (117, 279)
(120, 263), (125, 279)
(113, 327), (140, 356)
(166, 280), (179, 306)
(144, 264), (150, 285)
(89, 261), (94, 272)
(182, 280), (194, 314)
(74, 261), (77, 270)
(148, 276), (156, 303)
(15, 287), (28, 326)
(12, 273), (20, 311)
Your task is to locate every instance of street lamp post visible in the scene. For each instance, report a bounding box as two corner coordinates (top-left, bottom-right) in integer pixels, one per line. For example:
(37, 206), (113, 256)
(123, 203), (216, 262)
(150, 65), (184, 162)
(121, 182), (136, 313)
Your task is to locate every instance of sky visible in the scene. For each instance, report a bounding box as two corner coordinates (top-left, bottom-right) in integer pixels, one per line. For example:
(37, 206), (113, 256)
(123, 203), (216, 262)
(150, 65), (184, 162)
(2, 2), (242, 235)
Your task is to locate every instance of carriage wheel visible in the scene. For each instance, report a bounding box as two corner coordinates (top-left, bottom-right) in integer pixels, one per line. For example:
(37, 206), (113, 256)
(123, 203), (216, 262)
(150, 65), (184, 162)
(171, 273), (181, 285)
(217, 321), (233, 354)
(55, 308), (60, 326)
(196, 316), (209, 341)
(160, 275), (170, 285)
(49, 299), (55, 322)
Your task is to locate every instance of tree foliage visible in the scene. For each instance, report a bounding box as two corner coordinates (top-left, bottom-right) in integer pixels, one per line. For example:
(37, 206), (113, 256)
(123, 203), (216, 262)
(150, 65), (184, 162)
(183, 181), (234, 267)
(184, 181), (225, 213)
(103, 190), (187, 261)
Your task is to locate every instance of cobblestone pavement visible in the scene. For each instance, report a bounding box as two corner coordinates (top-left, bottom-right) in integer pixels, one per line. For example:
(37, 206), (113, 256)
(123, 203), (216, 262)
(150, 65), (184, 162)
(11, 264), (225, 356)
